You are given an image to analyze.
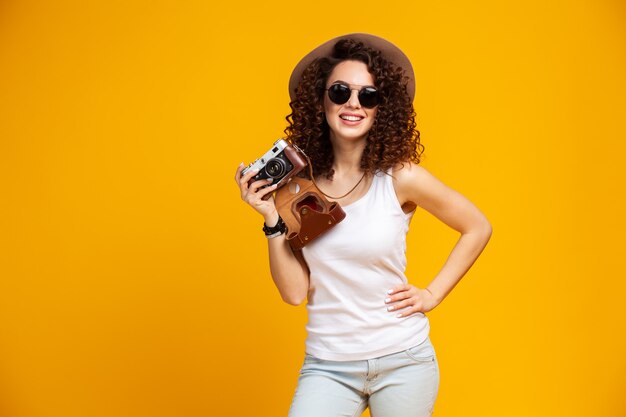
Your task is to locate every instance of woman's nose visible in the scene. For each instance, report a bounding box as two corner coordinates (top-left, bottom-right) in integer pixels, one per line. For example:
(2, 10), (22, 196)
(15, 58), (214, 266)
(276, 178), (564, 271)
(346, 89), (361, 108)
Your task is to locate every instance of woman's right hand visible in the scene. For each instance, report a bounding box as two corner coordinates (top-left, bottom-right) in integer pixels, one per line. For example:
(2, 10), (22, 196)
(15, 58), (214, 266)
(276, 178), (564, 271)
(235, 163), (279, 221)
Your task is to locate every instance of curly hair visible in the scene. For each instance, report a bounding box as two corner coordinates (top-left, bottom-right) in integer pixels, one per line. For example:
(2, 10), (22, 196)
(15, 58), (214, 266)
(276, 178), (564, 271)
(284, 38), (424, 180)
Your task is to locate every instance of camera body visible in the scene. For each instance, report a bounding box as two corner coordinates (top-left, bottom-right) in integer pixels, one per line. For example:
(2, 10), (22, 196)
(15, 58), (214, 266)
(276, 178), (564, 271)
(241, 138), (307, 192)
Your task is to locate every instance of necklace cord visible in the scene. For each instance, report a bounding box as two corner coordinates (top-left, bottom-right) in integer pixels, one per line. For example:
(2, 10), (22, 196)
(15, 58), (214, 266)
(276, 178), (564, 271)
(293, 143), (366, 200)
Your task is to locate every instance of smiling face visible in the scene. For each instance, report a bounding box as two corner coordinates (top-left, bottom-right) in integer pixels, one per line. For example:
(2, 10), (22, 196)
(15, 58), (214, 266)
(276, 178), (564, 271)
(323, 60), (378, 144)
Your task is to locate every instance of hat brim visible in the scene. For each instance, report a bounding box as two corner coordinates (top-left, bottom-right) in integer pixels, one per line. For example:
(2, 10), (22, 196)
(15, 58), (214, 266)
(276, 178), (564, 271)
(288, 32), (415, 102)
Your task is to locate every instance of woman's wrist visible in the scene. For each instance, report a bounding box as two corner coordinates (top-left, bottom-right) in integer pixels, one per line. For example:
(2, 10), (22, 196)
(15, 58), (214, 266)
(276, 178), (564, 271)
(425, 285), (444, 306)
(263, 210), (280, 228)
(263, 214), (286, 239)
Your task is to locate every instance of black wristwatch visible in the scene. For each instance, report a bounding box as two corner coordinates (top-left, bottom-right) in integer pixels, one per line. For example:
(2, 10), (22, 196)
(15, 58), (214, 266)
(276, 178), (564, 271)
(263, 216), (287, 238)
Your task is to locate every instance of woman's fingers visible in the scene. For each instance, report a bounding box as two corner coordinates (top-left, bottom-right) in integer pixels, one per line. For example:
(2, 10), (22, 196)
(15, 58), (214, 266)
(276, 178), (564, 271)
(235, 163), (278, 218)
(258, 183), (278, 199)
(249, 178), (274, 193)
(238, 167), (260, 190)
(244, 179), (274, 204)
(386, 298), (412, 311)
(395, 305), (420, 318)
(387, 284), (410, 296)
(385, 285), (413, 303)
(387, 297), (422, 317)
(384, 284), (424, 317)
(234, 163), (245, 182)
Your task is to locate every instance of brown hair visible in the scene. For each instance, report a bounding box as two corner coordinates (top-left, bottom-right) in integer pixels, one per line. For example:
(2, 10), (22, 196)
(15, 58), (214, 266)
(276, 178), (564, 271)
(284, 38), (424, 180)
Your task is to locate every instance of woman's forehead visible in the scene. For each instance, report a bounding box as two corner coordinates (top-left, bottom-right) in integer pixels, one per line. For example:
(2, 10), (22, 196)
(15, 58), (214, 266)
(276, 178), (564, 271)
(327, 60), (374, 85)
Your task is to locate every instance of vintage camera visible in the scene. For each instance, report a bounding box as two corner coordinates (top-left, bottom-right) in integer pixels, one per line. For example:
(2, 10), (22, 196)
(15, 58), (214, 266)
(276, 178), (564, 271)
(241, 138), (307, 192)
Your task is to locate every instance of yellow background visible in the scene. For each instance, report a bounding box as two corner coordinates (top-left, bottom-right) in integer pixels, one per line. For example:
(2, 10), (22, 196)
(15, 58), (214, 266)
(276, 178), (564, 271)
(1, 1), (625, 416)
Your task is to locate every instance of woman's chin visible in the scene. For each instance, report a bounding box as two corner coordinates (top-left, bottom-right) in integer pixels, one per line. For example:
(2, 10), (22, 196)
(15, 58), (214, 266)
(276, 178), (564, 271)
(330, 125), (371, 141)
(332, 132), (368, 143)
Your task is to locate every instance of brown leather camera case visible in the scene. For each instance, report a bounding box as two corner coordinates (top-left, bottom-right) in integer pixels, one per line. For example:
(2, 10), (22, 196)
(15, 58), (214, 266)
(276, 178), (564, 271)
(274, 176), (346, 251)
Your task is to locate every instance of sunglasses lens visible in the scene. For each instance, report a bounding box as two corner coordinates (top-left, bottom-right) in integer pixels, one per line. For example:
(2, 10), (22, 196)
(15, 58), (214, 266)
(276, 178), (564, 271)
(327, 84), (380, 108)
(328, 84), (351, 105)
(358, 87), (379, 108)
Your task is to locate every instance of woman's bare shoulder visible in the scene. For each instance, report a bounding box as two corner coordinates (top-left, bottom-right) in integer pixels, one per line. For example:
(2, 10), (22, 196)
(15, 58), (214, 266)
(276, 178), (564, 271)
(391, 160), (429, 187)
(390, 161), (446, 207)
(391, 160), (429, 179)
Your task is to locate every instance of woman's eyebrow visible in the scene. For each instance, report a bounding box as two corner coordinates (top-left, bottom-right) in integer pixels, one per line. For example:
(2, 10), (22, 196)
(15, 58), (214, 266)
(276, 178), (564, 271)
(330, 79), (376, 88)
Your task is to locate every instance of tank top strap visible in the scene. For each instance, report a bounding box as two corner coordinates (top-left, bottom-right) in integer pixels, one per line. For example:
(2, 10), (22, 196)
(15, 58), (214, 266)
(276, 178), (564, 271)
(370, 168), (398, 214)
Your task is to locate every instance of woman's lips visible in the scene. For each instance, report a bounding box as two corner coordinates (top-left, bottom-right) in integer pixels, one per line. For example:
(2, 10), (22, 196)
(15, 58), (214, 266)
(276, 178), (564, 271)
(340, 118), (363, 126)
(339, 113), (365, 125)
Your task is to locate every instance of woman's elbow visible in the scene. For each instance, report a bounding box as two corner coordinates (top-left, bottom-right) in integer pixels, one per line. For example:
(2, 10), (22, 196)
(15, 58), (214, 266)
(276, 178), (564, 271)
(478, 220), (493, 247)
(463, 218), (492, 239)
(281, 290), (307, 306)
(464, 217), (492, 244)
(482, 220), (493, 238)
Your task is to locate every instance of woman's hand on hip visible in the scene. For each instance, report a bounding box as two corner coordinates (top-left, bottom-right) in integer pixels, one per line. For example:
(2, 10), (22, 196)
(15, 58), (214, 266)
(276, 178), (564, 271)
(384, 284), (439, 317)
(235, 163), (278, 220)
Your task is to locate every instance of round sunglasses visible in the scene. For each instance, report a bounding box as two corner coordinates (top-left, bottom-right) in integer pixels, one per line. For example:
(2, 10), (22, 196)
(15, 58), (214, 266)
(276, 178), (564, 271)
(325, 83), (380, 109)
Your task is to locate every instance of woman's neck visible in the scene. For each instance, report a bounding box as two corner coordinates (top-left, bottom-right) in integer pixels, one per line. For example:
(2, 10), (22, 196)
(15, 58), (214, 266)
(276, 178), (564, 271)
(329, 134), (367, 177)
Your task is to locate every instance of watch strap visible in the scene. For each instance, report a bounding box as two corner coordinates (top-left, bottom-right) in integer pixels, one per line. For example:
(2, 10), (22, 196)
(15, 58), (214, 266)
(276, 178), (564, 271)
(263, 216), (287, 236)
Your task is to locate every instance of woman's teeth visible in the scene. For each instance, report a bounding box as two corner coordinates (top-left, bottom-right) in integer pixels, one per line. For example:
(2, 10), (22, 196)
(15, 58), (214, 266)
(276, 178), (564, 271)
(340, 115), (363, 121)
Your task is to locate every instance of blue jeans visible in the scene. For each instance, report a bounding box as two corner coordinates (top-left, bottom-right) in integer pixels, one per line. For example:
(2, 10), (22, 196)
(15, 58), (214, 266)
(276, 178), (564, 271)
(288, 336), (440, 417)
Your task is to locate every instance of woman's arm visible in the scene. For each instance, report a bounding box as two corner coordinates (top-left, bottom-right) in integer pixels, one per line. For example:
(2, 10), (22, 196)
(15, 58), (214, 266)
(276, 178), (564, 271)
(386, 162), (492, 315)
(235, 164), (310, 306)
(263, 210), (310, 306)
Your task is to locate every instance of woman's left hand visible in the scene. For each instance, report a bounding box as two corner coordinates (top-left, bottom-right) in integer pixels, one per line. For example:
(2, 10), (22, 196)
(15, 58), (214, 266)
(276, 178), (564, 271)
(384, 284), (439, 317)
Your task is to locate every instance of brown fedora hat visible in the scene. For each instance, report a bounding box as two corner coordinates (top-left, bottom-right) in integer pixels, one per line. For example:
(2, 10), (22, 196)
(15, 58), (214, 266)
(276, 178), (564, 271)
(288, 32), (415, 102)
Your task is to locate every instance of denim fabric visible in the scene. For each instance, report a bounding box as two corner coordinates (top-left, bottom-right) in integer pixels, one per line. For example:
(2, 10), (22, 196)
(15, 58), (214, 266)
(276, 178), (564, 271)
(288, 336), (440, 417)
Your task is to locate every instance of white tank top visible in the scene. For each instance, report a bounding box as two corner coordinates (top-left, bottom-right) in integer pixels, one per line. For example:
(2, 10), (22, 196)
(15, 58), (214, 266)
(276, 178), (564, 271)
(301, 168), (430, 361)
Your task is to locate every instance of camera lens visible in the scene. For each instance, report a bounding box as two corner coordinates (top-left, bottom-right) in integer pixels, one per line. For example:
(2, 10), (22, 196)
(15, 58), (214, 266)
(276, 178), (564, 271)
(266, 158), (286, 178)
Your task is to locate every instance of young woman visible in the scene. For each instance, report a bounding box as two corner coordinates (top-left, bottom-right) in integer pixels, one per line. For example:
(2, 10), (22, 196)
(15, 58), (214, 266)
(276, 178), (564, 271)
(235, 33), (492, 417)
